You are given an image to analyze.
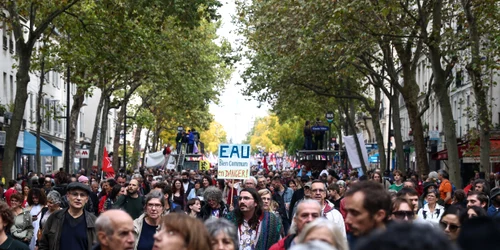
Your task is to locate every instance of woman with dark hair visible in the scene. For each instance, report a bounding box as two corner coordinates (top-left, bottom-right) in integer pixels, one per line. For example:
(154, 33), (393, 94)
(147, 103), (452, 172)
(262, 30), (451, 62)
(10, 193), (33, 245)
(439, 205), (466, 242)
(104, 184), (123, 211)
(27, 188), (46, 248)
(287, 180), (298, 192)
(187, 180), (203, 200)
(172, 179), (185, 209)
(199, 176), (213, 197)
(0, 201), (30, 249)
(22, 184), (30, 208)
(153, 213), (211, 250)
(98, 178), (117, 214)
(464, 205), (487, 219)
(371, 172), (391, 190)
(186, 198), (202, 219)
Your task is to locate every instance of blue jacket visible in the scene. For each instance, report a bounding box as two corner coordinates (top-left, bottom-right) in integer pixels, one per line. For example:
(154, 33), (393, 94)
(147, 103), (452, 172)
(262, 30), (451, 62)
(487, 205), (500, 217)
(188, 132), (195, 144)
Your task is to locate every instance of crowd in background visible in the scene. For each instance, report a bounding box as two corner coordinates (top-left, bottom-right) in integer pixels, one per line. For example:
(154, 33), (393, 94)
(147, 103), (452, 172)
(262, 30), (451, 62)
(0, 163), (498, 250)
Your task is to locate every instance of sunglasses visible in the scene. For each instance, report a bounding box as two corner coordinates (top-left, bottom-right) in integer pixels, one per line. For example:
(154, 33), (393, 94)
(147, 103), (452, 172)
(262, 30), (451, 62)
(440, 222), (460, 232)
(392, 211), (414, 219)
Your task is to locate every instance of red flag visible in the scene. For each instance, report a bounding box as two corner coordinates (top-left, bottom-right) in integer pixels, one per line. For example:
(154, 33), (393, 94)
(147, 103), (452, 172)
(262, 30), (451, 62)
(102, 147), (115, 174)
(263, 155), (269, 173)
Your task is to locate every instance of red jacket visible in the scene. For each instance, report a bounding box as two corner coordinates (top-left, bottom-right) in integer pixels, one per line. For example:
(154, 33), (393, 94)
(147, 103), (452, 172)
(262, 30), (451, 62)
(269, 234), (296, 250)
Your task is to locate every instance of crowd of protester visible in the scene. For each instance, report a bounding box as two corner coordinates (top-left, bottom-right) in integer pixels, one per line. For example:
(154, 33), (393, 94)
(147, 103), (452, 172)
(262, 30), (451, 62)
(0, 164), (498, 250)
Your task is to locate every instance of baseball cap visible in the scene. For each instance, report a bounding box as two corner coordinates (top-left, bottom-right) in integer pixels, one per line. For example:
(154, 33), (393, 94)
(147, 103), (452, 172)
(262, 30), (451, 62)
(67, 182), (91, 195)
(304, 182), (312, 189)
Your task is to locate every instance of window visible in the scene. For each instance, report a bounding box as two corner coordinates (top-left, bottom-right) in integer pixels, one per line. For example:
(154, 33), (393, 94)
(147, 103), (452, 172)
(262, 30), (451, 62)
(456, 70), (463, 87)
(2, 36), (6, 50)
(2, 72), (6, 103)
(29, 94), (33, 123)
(9, 38), (13, 54)
(9, 75), (14, 104)
(53, 72), (59, 88)
(44, 98), (51, 132)
(80, 112), (84, 135)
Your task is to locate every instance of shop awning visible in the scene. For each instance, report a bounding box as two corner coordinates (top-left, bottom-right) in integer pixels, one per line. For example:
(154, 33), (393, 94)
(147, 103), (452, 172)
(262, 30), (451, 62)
(21, 131), (62, 156)
(432, 139), (500, 160)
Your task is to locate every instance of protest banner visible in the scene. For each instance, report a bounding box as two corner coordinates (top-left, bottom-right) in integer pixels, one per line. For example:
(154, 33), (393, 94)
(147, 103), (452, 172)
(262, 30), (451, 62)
(217, 144), (251, 179)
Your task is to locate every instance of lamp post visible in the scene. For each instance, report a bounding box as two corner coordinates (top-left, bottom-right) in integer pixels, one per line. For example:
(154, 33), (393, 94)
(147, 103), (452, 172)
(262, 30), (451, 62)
(64, 62), (71, 173)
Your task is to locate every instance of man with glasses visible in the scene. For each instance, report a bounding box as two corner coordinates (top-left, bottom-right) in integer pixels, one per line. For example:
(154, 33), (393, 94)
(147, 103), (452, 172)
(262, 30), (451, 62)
(39, 182), (97, 250)
(226, 188), (282, 250)
(311, 180), (346, 239)
(133, 191), (164, 250)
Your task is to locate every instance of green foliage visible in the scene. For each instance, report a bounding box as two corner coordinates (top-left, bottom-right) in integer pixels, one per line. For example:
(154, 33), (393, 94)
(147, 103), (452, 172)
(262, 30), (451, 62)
(244, 115), (306, 155)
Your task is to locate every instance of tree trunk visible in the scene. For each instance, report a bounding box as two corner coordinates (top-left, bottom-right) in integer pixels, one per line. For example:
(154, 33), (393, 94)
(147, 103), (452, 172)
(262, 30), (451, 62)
(3, 50), (32, 181)
(36, 57), (45, 174)
(132, 124), (143, 168)
(462, 0), (491, 174)
(424, 0), (461, 187)
(399, 69), (429, 176)
(141, 128), (151, 168)
(367, 87), (387, 171)
(391, 88), (406, 174)
(112, 105), (124, 173)
(69, 87), (87, 173)
(97, 97), (110, 172)
(87, 91), (105, 171)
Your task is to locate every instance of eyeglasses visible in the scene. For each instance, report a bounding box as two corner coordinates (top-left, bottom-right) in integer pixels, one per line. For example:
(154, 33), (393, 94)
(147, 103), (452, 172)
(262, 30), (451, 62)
(238, 196), (254, 201)
(147, 203), (163, 209)
(440, 222), (460, 232)
(392, 211), (414, 219)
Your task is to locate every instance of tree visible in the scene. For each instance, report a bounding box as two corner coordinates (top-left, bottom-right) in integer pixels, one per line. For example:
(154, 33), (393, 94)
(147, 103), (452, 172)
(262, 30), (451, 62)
(1, 0), (81, 181)
(200, 121), (227, 154)
(459, 0), (500, 173)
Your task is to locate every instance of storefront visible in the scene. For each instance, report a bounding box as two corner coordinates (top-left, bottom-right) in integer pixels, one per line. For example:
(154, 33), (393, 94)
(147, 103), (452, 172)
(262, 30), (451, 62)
(21, 131), (62, 174)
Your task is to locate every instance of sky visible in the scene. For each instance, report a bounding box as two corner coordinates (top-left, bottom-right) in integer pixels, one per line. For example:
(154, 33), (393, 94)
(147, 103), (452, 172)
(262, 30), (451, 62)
(210, 1), (269, 144)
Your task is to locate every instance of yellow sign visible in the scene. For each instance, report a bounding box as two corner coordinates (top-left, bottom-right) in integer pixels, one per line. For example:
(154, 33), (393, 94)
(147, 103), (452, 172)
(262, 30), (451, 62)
(199, 160), (210, 171)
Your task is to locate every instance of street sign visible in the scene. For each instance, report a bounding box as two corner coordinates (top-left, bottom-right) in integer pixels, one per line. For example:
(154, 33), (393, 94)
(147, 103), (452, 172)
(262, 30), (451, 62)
(75, 149), (90, 158)
(325, 111), (334, 123)
(311, 126), (329, 131)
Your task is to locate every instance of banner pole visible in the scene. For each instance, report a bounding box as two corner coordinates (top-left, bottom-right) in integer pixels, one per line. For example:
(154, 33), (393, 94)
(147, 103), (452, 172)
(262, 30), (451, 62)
(229, 179), (234, 208)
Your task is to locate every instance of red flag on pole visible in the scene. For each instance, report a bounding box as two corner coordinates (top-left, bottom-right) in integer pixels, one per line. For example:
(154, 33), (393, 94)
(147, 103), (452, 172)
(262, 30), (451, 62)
(263, 155), (269, 173)
(102, 147), (114, 174)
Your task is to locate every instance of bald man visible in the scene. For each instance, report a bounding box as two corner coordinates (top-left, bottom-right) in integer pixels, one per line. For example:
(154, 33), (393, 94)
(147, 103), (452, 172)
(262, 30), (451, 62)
(94, 210), (135, 250)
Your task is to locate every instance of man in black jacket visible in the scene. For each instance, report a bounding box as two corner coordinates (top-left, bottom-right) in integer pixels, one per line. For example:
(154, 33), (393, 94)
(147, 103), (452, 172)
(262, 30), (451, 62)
(39, 182), (97, 250)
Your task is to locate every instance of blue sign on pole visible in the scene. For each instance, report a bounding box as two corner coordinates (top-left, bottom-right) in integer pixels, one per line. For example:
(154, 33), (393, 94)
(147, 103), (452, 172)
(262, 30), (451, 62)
(311, 126), (329, 132)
